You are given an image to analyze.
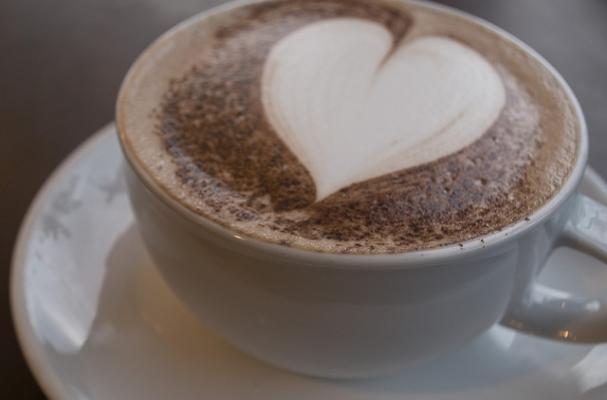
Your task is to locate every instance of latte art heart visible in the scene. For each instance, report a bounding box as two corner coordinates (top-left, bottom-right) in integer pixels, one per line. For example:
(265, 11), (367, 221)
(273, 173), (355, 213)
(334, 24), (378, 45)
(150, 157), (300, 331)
(262, 18), (507, 200)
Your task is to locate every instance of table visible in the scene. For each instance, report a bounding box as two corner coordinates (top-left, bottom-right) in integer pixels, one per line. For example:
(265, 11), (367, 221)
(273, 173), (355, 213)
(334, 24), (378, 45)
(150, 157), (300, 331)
(2, 0), (606, 398)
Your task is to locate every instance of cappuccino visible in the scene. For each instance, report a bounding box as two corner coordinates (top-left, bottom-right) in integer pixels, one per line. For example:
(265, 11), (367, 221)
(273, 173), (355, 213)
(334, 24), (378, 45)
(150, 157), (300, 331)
(121, 0), (579, 254)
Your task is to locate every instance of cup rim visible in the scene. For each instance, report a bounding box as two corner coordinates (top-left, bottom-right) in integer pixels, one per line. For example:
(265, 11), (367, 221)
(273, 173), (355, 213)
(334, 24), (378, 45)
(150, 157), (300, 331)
(116, 0), (589, 270)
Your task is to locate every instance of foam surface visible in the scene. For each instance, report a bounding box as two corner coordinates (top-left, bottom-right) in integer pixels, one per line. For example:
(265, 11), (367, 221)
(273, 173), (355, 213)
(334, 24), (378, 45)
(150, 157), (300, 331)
(119, 0), (579, 254)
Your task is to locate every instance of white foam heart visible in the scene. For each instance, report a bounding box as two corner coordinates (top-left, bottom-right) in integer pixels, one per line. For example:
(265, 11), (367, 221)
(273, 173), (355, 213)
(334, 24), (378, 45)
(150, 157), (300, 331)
(262, 18), (506, 201)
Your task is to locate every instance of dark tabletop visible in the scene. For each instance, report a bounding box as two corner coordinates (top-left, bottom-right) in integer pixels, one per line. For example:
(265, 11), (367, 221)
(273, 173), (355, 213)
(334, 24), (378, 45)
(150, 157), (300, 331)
(2, 0), (606, 398)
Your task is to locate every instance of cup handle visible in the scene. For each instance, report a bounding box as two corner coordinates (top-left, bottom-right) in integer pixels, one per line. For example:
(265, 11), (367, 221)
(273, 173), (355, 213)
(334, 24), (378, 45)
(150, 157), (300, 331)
(501, 193), (607, 343)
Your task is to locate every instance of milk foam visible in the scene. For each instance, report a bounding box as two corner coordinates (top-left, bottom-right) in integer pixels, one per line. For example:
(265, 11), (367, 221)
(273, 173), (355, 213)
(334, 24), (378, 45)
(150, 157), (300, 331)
(262, 18), (506, 200)
(119, 0), (579, 254)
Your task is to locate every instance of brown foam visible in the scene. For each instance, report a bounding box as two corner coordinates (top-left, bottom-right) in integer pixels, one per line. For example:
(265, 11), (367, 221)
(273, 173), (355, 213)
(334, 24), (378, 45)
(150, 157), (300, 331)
(128, 0), (579, 254)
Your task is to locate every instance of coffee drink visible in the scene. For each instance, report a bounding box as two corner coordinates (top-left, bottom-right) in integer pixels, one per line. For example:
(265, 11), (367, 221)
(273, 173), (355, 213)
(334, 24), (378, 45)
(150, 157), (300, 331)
(120, 0), (579, 254)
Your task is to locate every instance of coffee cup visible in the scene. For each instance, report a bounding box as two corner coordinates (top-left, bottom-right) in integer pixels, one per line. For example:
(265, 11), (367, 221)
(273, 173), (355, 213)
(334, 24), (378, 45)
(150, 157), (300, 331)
(117, 0), (607, 378)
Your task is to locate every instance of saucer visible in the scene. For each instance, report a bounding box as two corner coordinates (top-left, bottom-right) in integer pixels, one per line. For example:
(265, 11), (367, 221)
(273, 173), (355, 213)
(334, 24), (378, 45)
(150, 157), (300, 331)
(11, 124), (607, 400)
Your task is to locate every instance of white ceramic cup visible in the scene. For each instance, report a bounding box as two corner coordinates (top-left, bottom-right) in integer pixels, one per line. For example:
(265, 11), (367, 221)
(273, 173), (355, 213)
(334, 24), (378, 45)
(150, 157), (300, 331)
(116, 0), (607, 379)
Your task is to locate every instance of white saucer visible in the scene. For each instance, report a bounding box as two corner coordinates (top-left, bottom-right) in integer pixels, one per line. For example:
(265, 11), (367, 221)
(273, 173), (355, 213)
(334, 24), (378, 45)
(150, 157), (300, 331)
(11, 124), (607, 400)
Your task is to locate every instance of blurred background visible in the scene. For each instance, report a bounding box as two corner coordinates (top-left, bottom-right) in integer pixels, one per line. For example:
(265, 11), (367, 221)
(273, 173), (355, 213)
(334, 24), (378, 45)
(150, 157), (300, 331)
(1, 0), (606, 398)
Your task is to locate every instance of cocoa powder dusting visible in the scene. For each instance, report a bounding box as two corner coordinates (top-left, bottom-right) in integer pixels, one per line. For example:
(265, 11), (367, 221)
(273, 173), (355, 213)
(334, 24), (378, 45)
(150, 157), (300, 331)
(150, 0), (578, 254)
